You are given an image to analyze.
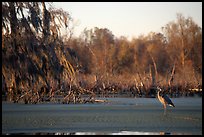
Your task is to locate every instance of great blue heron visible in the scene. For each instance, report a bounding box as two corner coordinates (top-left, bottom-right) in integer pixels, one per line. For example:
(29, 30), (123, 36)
(157, 87), (175, 110)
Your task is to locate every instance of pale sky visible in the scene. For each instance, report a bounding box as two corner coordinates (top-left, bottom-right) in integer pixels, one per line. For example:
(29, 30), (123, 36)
(52, 2), (202, 40)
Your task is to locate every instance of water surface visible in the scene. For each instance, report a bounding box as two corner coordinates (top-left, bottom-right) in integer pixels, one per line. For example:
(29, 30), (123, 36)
(2, 97), (202, 135)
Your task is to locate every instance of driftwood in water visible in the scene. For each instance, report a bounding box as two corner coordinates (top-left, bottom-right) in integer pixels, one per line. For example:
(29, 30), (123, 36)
(94, 99), (108, 103)
(61, 84), (96, 104)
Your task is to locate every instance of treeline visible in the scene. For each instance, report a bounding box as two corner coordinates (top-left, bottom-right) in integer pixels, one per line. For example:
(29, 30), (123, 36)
(68, 16), (202, 97)
(2, 2), (202, 103)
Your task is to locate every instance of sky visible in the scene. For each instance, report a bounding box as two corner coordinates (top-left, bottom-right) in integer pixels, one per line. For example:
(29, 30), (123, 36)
(52, 2), (202, 40)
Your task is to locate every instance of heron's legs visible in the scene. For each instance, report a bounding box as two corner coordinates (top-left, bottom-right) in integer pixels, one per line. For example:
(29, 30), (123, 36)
(163, 104), (166, 109)
(163, 104), (167, 115)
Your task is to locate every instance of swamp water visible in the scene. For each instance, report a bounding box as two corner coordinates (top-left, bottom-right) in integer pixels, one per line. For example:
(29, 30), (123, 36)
(2, 97), (202, 135)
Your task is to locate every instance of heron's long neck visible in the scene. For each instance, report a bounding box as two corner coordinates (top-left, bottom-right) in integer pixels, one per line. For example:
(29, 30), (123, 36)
(157, 91), (162, 100)
(157, 91), (160, 97)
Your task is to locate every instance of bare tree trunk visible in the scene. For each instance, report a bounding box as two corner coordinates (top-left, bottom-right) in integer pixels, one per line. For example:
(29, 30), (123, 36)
(150, 65), (156, 86)
(181, 38), (185, 68)
(168, 62), (176, 87)
(136, 70), (147, 95)
(149, 54), (158, 86)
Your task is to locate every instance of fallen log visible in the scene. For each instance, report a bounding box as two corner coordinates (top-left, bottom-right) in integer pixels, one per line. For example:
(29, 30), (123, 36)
(94, 99), (108, 103)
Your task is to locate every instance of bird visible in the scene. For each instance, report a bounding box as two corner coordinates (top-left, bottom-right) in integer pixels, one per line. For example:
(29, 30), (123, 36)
(156, 87), (175, 110)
